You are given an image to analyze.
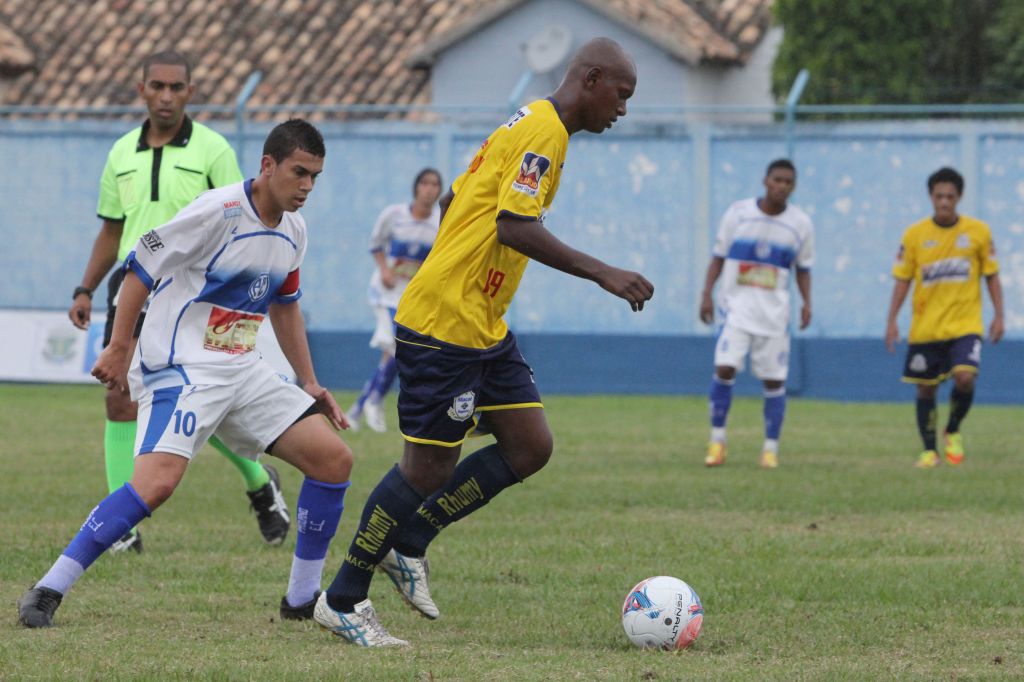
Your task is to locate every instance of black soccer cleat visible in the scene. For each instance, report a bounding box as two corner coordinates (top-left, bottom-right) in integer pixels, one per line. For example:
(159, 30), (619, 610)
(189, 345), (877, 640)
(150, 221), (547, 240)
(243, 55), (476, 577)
(279, 591), (320, 621)
(18, 586), (63, 628)
(110, 529), (143, 554)
(248, 464), (290, 546)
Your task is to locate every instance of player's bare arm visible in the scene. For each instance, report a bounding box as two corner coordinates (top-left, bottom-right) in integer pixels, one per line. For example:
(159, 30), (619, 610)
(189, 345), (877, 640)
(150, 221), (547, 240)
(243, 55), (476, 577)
(885, 278), (912, 352)
(91, 269), (148, 391)
(69, 219), (125, 329)
(269, 301), (347, 430)
(496, 216), (653, 311)
(438, 188), (454, 225)
(699, 256), (725, 325)
(373, 250), (396, 289)
(986, 274), (1005, 344)
(796, 269), (812, 330)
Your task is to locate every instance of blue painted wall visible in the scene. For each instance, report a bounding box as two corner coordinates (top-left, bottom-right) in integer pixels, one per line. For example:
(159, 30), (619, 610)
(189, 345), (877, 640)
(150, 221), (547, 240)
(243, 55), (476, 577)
(1, 116), (1019, 401)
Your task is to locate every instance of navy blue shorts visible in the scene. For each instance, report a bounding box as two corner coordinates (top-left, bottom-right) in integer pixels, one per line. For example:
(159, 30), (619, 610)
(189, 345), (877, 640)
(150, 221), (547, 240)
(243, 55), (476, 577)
(902, 334), (982, 385)
(395, 325), (542, 446)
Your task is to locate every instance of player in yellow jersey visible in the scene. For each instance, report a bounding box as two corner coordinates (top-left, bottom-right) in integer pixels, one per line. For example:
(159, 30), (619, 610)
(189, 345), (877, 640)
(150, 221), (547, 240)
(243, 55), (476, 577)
(885, 167), (1004, 468)
(315, 37), (654, 647)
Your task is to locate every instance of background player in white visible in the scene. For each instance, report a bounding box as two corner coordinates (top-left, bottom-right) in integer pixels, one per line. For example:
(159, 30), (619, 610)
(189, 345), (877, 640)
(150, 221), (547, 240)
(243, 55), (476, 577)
(347, 168), (442, 432)
(699, 159), (813, 468)
(19, 120), (354, 628)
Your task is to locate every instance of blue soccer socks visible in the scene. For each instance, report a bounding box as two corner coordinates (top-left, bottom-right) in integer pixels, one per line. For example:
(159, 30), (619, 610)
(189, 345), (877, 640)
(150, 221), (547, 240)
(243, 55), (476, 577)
(763, 387), (786, 441)
(37, 484), (152, 595)
(286, 478), (349, 608)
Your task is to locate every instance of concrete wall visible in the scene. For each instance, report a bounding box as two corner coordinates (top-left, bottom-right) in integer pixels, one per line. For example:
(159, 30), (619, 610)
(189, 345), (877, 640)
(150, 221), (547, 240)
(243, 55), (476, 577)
(1, 115), (1021, 401)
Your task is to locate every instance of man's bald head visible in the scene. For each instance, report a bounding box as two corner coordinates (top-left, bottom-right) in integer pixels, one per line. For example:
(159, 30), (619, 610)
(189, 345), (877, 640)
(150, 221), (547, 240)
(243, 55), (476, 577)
(564, 37), (636, 83)
(552, 37), (637, 135)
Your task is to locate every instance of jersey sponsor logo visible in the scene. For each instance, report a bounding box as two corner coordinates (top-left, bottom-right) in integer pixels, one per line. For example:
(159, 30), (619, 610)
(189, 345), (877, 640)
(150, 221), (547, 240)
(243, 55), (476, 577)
(447, 390), (476, 422)
(248, 273), (270, 302)
(223, 200), (242, 219)
(141, 230), (165, 253)
(504, 106), (531, 128)
(511, 152), (551, 197)
(736, 262), (778, 289)
(203, 306), (264, 354)
(920, 257), (970, 286)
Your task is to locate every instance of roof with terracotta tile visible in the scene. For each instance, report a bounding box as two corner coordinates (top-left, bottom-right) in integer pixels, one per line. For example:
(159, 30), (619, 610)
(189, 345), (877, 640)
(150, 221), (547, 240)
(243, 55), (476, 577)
(0, 0), (773, 115)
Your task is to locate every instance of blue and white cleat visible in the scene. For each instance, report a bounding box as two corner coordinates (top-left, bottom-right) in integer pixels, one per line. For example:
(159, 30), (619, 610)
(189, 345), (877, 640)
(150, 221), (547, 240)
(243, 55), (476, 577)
(313, 594), (409, 647)
(378, 549), (439, 619)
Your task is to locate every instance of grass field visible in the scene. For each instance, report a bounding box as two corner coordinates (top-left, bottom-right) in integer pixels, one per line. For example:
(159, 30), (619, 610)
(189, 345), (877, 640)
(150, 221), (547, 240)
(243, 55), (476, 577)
(2, 383), (1023, 681)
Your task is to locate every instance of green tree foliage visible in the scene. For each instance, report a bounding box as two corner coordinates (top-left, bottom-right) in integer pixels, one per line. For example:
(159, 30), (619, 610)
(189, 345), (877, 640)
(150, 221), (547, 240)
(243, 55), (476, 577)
(982, 1), (1024, 101)
(772, 0), (1000, 104)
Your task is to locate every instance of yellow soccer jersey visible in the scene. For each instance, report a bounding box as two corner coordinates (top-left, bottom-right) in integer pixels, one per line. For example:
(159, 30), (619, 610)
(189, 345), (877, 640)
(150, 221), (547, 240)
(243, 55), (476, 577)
(892, 215), (999, 343)
(396, 99), (568, 348)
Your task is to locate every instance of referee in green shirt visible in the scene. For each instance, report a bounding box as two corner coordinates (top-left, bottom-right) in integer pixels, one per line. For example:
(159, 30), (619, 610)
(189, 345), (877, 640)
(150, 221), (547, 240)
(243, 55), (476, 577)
(68, 50), (290, 551)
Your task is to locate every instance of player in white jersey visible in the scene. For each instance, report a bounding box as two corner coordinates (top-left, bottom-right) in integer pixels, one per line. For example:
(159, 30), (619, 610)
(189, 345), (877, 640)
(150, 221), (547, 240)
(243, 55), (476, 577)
(348, 168), (442, 432)
(699, 159), (813, 469)
(20, 120), (355, 629)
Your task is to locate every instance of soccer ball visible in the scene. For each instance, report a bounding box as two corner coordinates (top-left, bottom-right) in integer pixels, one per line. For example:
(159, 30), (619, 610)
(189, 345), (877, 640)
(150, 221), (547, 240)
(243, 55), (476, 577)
(621, 576), (703, 650)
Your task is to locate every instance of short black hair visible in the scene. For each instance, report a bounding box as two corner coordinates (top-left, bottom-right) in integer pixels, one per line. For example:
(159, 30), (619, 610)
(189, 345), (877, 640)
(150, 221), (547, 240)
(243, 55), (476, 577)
(142, 50), (191, 82)
(766, 158), (796, 177)
(263, 119), (326, 163)
(412, 167), (442, 197)
(928, 167), (964, 195)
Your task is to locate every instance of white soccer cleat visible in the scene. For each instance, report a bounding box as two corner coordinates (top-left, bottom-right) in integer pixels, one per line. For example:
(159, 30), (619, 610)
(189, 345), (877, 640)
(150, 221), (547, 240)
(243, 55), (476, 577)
(378, 549), (439, 619)
(363, 400), (387, 433)
(346, 403), (362, 432)
(313, 594), (409, 648)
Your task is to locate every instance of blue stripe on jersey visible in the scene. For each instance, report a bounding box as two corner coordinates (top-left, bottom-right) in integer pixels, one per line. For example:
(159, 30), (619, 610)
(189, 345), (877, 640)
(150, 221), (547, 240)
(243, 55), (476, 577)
(726, 239), (797, 269)
(124, 251), (156, 290)
(140, 359), (190, 387)
(195, 269), (288, 313)
(233, 229), (298, 250)
(152, 277), (174, 298)
(139, 386), (183, 455)
(388, 239), (431, 262)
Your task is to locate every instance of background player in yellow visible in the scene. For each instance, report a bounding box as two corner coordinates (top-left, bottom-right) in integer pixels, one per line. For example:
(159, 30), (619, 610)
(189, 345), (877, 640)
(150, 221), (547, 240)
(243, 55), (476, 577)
(885, 167), (1004, 468)
(67, 51), (290, 551)
(315, 37), (654, 647)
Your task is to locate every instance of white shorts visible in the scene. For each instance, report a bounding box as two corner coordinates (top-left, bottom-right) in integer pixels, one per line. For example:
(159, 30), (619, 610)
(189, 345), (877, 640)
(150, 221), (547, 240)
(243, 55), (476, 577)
(368, 305), (397, 356)
(134, 360), (315, 460)
(713, 324), (790, 381)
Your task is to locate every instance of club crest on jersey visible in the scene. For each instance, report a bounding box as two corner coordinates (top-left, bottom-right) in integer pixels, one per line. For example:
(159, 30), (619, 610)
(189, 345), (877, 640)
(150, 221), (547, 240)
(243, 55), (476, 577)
(141, 230), (164, 253)
(956, 234), (970, 249)
(447, 391), (476, 422)
(223, 200), (242, 219)
(511, 152), (551, 197)
(248, 274), (270, 302)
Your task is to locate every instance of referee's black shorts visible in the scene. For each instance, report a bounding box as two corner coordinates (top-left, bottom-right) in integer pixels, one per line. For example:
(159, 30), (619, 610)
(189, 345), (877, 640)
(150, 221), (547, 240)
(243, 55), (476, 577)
(102, 268), (146, 348)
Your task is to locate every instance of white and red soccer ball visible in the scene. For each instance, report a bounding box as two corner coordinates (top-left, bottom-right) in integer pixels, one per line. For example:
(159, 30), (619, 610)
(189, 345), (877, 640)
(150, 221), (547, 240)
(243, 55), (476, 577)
(621, 576), (703, 650)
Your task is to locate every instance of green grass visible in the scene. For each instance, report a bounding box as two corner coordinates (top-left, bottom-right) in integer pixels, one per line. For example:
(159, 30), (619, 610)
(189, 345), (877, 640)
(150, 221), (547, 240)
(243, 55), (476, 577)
(2, 384), (1023, 680)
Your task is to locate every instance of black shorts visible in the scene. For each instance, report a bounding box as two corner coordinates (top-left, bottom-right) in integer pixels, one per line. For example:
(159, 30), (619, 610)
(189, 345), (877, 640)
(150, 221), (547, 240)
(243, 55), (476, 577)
(395, 325), (543, 447)
(902, 334), (981, 385)
(103, 268), (146, 348)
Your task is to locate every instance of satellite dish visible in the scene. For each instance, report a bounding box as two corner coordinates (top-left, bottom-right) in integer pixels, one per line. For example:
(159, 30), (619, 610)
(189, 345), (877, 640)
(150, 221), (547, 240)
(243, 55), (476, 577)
(524, 25), (573, 75)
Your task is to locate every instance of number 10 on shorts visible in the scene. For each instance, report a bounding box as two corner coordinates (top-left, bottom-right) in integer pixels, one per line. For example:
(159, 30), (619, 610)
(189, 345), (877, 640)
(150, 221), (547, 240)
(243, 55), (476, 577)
(173, 410), (197, 436)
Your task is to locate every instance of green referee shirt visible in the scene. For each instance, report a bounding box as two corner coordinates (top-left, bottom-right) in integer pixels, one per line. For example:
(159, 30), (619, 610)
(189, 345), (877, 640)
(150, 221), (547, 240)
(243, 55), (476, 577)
(96, 116), (243, 261)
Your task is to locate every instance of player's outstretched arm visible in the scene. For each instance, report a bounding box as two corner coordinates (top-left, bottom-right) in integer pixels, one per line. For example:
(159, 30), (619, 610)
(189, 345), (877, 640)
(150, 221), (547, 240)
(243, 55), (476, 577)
(985, 274), (1005, 344)
(496, 216), (654, 311)
(91, 269), (148, 392)
(269, 302), (347, 430)
(699, 257), (725, 325)
(796, 269), (812, 330)
(69, 219), (124, 330)
(885, 278), (912, 352)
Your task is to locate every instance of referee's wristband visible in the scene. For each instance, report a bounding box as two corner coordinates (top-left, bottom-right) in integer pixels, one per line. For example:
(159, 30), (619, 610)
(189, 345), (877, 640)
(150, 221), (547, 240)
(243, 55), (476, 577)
(72, 286), (93, 300)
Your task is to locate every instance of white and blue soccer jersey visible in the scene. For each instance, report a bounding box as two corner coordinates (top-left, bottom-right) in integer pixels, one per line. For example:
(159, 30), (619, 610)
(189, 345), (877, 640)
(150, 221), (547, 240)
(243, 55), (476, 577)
(123, 179), (306, 398)
(713, 198), (814, 337)
(367, 203), (439, 309)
